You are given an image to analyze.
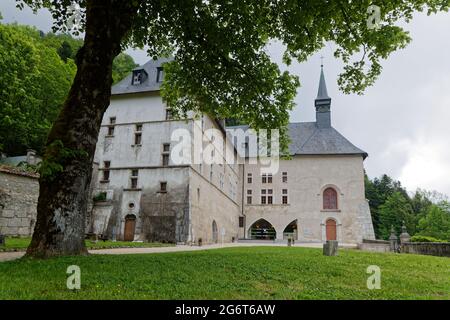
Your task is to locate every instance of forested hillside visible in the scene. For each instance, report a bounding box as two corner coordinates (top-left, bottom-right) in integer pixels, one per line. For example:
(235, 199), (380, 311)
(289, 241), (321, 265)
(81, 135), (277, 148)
(0, 20), (137, 156)
(365, 174), (450, 241)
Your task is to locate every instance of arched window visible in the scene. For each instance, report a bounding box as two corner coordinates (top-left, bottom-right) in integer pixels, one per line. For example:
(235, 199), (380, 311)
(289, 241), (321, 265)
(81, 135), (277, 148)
(323, 187), (338, 210)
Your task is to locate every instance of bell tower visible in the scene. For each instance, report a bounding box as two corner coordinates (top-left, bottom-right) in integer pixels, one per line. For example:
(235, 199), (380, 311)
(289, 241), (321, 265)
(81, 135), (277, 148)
(315, 64), (332, 128)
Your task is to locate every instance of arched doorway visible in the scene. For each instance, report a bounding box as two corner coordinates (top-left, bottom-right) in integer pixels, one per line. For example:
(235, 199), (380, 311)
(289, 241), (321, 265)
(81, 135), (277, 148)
(326, 219), (337, 241)
(248, 219), (276, 240)
(283, 220), (298, 240)
(124, 214), (136, 241)
(212, 220), (218, 243)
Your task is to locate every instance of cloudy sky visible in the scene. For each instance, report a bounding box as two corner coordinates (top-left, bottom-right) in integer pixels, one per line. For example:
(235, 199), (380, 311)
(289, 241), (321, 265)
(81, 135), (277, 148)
(1, 1), (450, 196)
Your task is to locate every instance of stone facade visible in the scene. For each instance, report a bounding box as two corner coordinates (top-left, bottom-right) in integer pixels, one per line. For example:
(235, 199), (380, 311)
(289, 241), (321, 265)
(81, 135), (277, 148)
(243, 155), (375, 244)
(0, 59), (376, 245)
(86, 59), (375, 245)
(0, 167), (39, 236)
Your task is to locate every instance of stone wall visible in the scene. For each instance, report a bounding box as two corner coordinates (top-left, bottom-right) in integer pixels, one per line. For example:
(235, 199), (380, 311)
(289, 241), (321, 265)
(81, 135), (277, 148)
(0, 168), (39, 236)
(357, 239), (391, 253)
(401, 242), (450, 257)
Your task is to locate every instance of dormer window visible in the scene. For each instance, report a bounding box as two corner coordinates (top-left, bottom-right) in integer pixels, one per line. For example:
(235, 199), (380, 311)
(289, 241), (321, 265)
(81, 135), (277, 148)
(156, 67), (164, 83)
(132, 69), (148, 85)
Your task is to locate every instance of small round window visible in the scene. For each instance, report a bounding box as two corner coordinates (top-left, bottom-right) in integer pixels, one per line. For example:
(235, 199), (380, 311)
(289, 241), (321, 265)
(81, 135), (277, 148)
(128, 202), (135, 209)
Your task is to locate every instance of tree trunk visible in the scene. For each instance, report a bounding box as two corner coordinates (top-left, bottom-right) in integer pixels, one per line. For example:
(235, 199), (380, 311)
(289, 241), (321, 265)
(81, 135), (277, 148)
(26, 1), (138, 258)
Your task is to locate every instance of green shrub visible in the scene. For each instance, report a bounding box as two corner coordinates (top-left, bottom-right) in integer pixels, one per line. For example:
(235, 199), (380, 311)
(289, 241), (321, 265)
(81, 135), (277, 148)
(410, 235), (446, 243)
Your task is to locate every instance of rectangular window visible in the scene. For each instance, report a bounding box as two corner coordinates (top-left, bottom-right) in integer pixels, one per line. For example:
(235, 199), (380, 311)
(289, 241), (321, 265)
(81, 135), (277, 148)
(130, 169), (138, 189)
(262, 174), (267, 184)
(282, 189), (288, 204)
(247, 173), (252, 184)
(163, 143), (170, 152)
(157, 67), (164, 82)
(107, 117), (116, 136)
(247, 189), (252, 204)
(162, 154), (169, 166)
(261, 189), (267, 204)
(239, 216), (244, 228)
(107, 126), (115, 136)
(282, 172), (288, 183)
(136, 124), (143, 132)
(134, 133), (142, 145)
(131, 178), (138, 189)
(267, 189), (273, 204)
(160, 181), (167, 192)
(268, 174), (273, 183)
(166, 108), (173, 120)
(102, 161), (110, 181)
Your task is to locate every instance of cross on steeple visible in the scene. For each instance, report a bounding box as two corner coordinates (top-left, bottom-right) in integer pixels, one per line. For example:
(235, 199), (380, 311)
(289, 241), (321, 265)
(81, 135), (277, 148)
(320, 56), (324, 67)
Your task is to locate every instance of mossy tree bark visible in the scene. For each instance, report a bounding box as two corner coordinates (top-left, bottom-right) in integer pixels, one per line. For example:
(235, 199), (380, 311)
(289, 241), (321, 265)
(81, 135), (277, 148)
(26, 1), (138, 258)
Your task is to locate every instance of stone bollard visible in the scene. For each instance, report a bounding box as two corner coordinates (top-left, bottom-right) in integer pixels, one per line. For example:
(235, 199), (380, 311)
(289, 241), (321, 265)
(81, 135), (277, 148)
(399, 223), (411, 244)
(323, 240), (338, 256)
(389, 226), (398, 252)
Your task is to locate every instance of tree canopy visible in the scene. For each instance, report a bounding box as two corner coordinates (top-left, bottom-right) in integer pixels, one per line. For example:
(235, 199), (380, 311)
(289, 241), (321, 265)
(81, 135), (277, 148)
(15, 0), (450, 257)
(18, 0), (450, 150)
(365, 174), (449, 240)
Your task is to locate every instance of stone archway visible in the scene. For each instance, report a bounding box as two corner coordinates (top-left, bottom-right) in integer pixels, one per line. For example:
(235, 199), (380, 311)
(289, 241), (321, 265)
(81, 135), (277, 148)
(212, 220), (218, 243)
(248, 219), (276, 240)
(283, 220), (298, 240)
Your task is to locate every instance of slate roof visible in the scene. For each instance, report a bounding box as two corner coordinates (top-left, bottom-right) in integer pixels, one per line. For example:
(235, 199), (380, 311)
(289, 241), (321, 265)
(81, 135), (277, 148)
(111, 57), (172, 95)
(227, 122), (368, 159)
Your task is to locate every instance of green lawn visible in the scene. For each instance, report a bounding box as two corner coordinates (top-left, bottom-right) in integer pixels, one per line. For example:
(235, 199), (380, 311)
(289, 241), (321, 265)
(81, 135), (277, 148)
(1, 237), (173, 251)
(0, 246), (448, 299)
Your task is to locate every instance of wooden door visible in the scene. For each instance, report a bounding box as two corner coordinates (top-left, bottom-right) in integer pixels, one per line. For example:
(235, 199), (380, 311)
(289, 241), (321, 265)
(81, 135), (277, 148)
(326, 219), (337, 241)
(124, 216), (136, 241)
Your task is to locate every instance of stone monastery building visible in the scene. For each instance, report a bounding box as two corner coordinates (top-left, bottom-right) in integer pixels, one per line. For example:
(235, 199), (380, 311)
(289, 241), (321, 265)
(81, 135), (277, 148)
(89, 58), (375, 245)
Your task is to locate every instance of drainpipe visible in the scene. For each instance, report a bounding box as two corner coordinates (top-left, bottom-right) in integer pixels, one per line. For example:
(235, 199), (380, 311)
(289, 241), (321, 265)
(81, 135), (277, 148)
(241, 162), (246, 239)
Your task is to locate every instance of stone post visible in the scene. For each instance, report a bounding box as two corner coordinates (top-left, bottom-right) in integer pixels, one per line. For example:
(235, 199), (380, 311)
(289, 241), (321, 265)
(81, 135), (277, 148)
(399, 222), (411, 244)
(323, 240), (338, 256)
(389, 226), (398, 252)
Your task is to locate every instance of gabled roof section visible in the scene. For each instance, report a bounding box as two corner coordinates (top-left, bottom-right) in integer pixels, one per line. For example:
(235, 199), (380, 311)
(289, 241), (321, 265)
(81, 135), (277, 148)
(111, 57), (173, 96)
(288, 122), (368, 159)
(226, 122), (368, 159)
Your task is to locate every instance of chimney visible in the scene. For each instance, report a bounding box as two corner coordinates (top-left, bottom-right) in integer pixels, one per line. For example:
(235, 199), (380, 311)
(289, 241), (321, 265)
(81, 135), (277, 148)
(315, 65), (332, 128)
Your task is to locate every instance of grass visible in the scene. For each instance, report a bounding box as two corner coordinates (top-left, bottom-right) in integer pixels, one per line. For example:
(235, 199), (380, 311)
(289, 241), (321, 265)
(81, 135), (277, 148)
(1, 237), (173, 251)
(0, 246), (449, 299)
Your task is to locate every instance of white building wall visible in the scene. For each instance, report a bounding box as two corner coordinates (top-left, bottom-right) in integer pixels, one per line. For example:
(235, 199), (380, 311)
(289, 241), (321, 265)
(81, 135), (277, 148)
(243, 155), (375, 244)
